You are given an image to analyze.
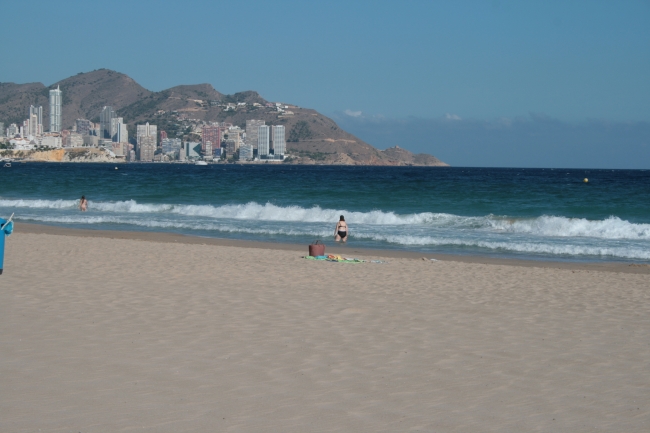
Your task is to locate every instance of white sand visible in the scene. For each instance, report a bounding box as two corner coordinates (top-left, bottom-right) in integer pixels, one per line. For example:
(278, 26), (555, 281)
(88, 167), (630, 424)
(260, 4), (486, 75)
(1, 232), (649, 432)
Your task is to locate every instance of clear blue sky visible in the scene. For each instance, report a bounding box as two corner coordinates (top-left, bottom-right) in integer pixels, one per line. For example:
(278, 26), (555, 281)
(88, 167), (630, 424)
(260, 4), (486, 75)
(2, 0), (649, 167)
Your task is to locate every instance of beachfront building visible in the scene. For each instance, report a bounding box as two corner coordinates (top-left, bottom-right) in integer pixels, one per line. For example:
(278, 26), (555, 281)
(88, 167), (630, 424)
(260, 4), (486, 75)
(136, 123), (157, 161)
(49, 86), (62, 133)
(224, 139), (237, 157)
(116, 121), (128, 144)
(100, 106), (116, 139)
(66, 132), (84, 148)
(29, 105), (43, 135)
(246, 119), (265, 149)
(138, 135), (156, 162)
(75, 119), (92, 136)
(239, 143), (254, 161)
(185, 141), (202, 159)
(224, 127), (243, 151)
(271, 125), (286, 156)
(110, 117), (124, 141)
(257, 125), (270, 157)
(203, 141), (213, 160)
(26, 113), (40, 138)
(202, 125), (221, 153)
(161, 138), (182, 155)
(41, 135), (62, 148)
(6, 123), (19, 137)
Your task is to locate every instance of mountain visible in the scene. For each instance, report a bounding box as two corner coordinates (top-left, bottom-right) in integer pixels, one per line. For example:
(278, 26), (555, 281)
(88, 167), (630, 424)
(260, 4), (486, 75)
(0, 69), (448, 166)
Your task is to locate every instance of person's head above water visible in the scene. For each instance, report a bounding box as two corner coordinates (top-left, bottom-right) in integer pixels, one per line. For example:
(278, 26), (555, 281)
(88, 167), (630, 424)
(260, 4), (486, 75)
(340, 215), (345, 221)
(81, 195), (85, 200)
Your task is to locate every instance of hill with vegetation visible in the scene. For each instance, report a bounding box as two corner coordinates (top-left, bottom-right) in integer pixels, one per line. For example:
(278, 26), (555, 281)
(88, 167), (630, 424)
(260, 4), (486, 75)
(0, 69), (448, 166)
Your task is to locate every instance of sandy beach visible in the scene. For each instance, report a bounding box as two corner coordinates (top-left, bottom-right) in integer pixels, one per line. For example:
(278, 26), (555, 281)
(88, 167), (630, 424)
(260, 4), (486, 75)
(1, 226), (649, 432)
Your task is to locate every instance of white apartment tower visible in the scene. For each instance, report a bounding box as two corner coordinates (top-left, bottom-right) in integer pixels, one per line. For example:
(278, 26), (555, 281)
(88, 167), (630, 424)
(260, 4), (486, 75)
(100, 106), (116, 139)
(136, 122), (157, 160)
(49, 86), (62, 132)
(29, 105), (43, 134)
(116, 121), (128, 144)
(246, 119), (265, 149)
(271, 125), (286, 156)
(111, 117), (124, 141)
(257, 125), (270, 157)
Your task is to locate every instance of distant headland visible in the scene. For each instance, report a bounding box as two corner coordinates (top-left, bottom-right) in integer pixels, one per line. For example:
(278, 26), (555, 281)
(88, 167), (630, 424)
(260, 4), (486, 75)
(0, 69), (448, 166)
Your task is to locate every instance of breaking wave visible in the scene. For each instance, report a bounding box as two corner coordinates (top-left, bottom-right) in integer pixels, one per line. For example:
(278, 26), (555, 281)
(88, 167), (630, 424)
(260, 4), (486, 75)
(2, 199), (649, 240)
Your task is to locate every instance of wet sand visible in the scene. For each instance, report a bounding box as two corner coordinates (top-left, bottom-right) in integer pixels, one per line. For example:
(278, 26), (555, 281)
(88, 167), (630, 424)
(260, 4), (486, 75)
(1, 226), (649, 432)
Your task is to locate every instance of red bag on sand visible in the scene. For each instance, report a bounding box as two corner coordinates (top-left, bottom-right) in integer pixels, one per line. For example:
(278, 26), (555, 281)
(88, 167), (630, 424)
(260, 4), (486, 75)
(309, 240), (325, 256)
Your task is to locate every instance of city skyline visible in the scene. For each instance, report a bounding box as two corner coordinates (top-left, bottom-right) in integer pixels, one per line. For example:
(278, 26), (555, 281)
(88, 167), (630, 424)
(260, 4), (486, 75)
(1, 1), (648, 167)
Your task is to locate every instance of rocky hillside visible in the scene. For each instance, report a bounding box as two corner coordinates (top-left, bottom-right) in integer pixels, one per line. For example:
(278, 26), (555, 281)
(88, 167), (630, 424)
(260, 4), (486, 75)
(0, 69), (448, 166)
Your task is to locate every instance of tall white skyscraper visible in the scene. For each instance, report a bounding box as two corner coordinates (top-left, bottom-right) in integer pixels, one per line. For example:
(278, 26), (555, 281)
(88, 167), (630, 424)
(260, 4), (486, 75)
(136, 122), (157, 160)
(246, 119), (265, 149)
(271, 125), (286, 156)
(257, 125), (270, 157)
(27, 114), (39, 137)
(136, 122), (157, 144)
(116, 120), (128, 144)
(100, 106), (115, 139)
(111, 117), (124, 141)
(29, 105), (43, 134)
(49, 86), (62, 133)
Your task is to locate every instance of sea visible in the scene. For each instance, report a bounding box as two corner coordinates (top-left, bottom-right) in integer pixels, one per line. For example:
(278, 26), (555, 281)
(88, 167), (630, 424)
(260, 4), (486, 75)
(1, 163), (649, 263)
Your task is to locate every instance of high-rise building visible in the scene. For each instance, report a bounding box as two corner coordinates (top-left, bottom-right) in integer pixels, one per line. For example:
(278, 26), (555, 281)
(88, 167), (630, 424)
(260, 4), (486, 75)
(136, 123), (157, 160)
(136, 123), (157, 142)
(100, 106), (115, 138)
(271, 125), (286, 156)
(116, 121), (128, 144)
(138, 135), (156, 161)
(26, 114), (39, 137)
(110, 117), (123, 141)
(0, 123), (4, 137)
(202, 125), (221, 152)
(75, 119), (92, 136)
(49, 86), (62, 133)
(160, 130), (167, 142)
(246, 119), (265, 149)
(29, 105), (43, 134)
(258, 125), (270, 157)
(225, 127), (243, 151)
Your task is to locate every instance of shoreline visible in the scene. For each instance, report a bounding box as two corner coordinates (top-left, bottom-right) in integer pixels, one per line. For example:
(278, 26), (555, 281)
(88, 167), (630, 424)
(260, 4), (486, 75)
(17, 222), (650, 274)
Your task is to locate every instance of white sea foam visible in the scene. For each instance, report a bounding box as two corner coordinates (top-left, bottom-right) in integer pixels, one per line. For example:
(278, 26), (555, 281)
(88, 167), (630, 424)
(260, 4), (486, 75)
(3, 198), (650, 242)
(0, 199), (79, 209)
(489, 215), (650, 240)
(357, 233), (650, 260)
(13, 210), (650, 260)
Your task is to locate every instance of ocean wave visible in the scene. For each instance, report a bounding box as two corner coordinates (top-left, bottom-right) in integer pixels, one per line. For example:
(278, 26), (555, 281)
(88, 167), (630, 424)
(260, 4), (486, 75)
(358, 233), (650, 260)
(3, 198), (650, 240)
(489, 215), (650, 240)
(14, 213), (650, 260)
(18, 214), (332, 237)
(0, 198), (79, 209)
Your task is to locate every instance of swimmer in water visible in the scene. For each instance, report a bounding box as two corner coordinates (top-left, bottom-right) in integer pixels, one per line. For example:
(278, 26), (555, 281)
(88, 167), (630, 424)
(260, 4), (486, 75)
(79, 195), (88, 212)
(334, 215), (348, 243)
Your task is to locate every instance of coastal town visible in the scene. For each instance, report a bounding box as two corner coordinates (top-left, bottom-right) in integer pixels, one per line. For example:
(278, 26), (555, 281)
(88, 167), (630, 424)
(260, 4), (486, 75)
(0, 86), (289, 163)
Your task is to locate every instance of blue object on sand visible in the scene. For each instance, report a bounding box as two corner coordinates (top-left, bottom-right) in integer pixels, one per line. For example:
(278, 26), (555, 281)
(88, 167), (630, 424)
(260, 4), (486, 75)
(0, 214), (14, 275)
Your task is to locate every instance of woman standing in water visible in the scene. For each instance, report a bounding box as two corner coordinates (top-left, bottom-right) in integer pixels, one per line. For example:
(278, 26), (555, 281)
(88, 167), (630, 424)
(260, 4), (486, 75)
(334, 215), (349, 242)
(79, 195), (88, 212)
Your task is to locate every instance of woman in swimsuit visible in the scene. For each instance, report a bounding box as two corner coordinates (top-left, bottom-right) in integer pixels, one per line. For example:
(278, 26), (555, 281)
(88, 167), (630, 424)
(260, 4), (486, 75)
(79, 195), (88, 212)
(335, 215), (348, 243)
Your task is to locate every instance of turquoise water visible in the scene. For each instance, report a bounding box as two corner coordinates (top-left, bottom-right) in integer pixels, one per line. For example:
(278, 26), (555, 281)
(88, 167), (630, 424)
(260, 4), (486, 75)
(1, 163), (649, 262)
